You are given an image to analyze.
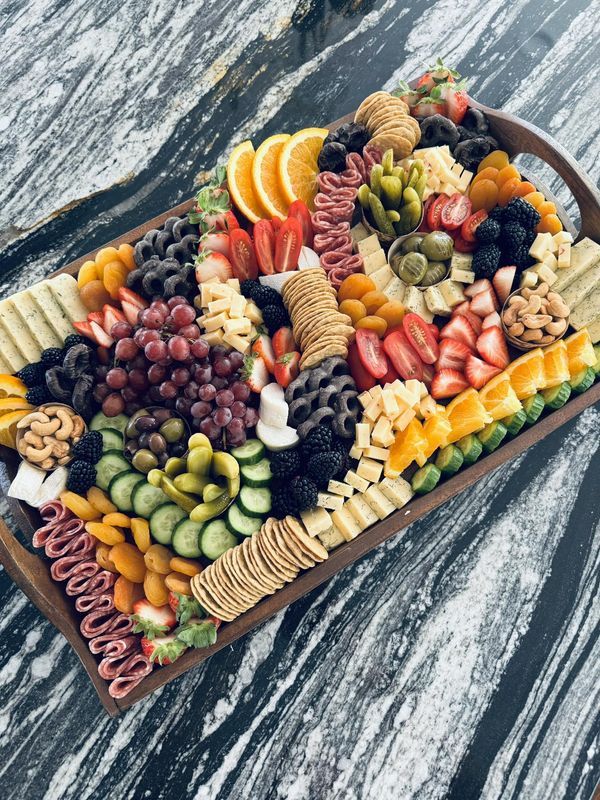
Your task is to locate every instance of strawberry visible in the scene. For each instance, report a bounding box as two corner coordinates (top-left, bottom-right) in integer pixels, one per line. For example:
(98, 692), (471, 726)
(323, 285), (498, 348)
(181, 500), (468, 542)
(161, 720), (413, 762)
(72, 320), (96, 341)
(431, 368), (469, 399)
(392, 81), (425, 108)
(141, 634), (186, 665)
(464, 278), (492, 298)
(476, 326), (509, 369)
(121, 301), (142, 327)
(413, 98), (446, 118)
(272, 326), (297, 359)
(451, 303), (483, 335)
(440, 315), (477, 352)
(89, 320), (113, 348)
(87, 311), (105, 326)
(176, 618), (218, 649)
(439, 85), (469, 125)
(482, 311), (502, 329)
(199, 231), (230, 258)
(492, 266), (516, 305)
(452, 300), (470, 317)
(415, 58), (460, 91)
(469, 287), (499, 318)
(131, 599), (176, 640)
(195, 251), (233, 283)
(242, 354), (270, 393)
(274, 352), (300, 389)
(465, 354), (502, 389)
(252, 332), (276, 373)
(117, 287), (148, 309)
(102, 304), (127, 335)
(436, 338), (471, 372)
(168, 592), (203, 625)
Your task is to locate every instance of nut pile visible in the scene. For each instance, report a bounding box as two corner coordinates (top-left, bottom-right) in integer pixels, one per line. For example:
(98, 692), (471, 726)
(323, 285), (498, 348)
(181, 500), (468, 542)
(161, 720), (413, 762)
(501, 283), (570, 346)
(16, 405), (85, 470)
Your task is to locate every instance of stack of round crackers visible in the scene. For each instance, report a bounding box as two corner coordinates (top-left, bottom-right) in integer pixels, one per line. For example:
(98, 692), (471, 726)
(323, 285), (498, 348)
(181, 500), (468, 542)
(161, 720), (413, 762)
(354, 90), (421, 160)
(282, 268), (355, 370)
(190, 516), (328, 622)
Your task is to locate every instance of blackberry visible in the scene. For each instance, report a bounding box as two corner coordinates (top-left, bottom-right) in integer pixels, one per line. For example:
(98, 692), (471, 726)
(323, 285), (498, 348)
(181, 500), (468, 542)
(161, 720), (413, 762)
(472, 244), (501, 279)
(17, 362), (44, 388)
(331, 437), (351, 476)
(253, 286), (282, 310)
(301, 425), (333, 457)
(271, 448), (301, 480)
(290, 476), (318, 512)
(502, 222), (527, 253)
(503, 197), (541, 228)
(41, 347), (64, 367)
(509, 245), (532, 271)
(261, 304), (289, 335)
(306, 451), (343, 487)
(72, 431), (103, 464)
(240, 280), (261, 300)
(63, 334), (89, 350)
(475, 218), (501, 244)
(271, 483), (297, 518)
(26, 384), (52, 406)
(66, 461), (97, 493)
(524, 228), (537, 247)
(488, 206), (504, 224)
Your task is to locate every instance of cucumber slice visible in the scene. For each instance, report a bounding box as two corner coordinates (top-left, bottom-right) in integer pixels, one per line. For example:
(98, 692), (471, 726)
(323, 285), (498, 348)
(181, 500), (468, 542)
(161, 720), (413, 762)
(149, 503), (188, 545)
(411, 463), (441, 494)
(238, 486), (272, 517)
(98, 428), (123, 452)
(230, 439), (265, 465)
(108, 471), (145, 512)
(541, 381), (571, 410)
(95, 450), (131, 491)
(171, 518), (203, 558)
(457, 434), (482, 465)
(200, 519), (238, 560)
(593, 344), (600, 376)
(227, 503), (262, 537)
(478, 421), (507, 453)
(503, 408), (527, 436)
(132, 481), (168, 519)
(570, 367), (595, 394)
(522, 393), (545, 424)
(90, 411), (129, 434)
(434, 444), (464, 475)
(240, 458), (272, 488)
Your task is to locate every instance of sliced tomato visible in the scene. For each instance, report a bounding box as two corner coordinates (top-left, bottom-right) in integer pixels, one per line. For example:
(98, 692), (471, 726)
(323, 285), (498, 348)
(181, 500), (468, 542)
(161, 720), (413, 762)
(229, 228), (258, 280)
(383, 330), (423, 381)
(355, 328), (389, 380)
(440, 192), (472, 230)
(380, 360), (400, 385)
(253, 220), (276, 275)
(274, 217), (303, 272)
(426, 194), (449, 231)
(288, 200), (314, 248)
(347, 340), (377, 391)
(402, 312), (439, 364)
(452, 232), (476, 253)
(220, 210), (240, 232)
(460, 209), (488, 242)
(421, 362), (435, 388)
(270, 217), (282, 234)
(428, 322), (440, 341)
(418, 197), (434, 232)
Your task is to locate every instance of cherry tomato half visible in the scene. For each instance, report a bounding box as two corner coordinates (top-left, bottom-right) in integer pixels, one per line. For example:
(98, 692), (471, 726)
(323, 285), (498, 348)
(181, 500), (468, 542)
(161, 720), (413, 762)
(383, 330), (423, 380)
(402, 312), (439, 364)
(253, 220), (276, 275)
(347, 340), (376, 391)
(288, 200), (314, 248)
(426, 194), (449, 231)
(274, 217), (303, 272)
(355, 328), (389, 380)
(229, 228), (258, 280)
(460, 209), (488, 242)
(440, 192), (472, 230)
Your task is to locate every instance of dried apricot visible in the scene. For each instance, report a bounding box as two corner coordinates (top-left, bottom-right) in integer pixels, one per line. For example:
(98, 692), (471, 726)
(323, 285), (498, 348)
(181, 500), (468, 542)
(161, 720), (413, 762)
(537, 200), (557, 217)
(360, 290), (388, 314)
(131, 518), (151, 554)
(498, 177), (522, 206)
(339, 299), (367, 325)
(103, 260), (129, 300)
(85, 521), (126, 545)
(117, 243), (136, 271)
(102, 512), (131, 528)
(87, 487), (117, 515)
(96, 543), (118, 573)
(169, 556), (202, 577)
(164, 571), (192, 595)
(337, 273), (376, 302)
(523, 191), (545, 209)
(513, 181), (536, 197)
(495, 164), (521, 187)
(60, 490), (102, 521)
(477, 150), (509, 172)
(110, 542), (146, 583)
(114, 575), (144, 614)
(77, 260), (98, 288)
(143, 569), (170, 606)
(469, 179), (499, 212)
(144, 543), (173, 575)
(536, 213), (563, 234)
(356, 316), (388, 336)
(94, 247), (121, 278)
(375, 300), (405, 327)
(80, 279), (112, 311)
(471, 167), (499, 186)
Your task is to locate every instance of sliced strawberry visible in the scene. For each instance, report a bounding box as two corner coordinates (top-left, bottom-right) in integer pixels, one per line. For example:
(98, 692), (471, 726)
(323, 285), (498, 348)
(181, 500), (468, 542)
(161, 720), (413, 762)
(272, 326), (297, 359)
(452, 300), (470, 317)
(435, 337), (471, 372)
(273, 352), (300, 388)
(465, 354), (502, 389)
(431, 368), (470, 399)
(469, 287), (499, 318)
(88, 310), (105, 326)
(117, 287), (149, 309)
(131, 599), (176, 640)
(482, 311), (501, 329)
(444, 88), (469, 125)
(242, 354), (270, 393)
(141, 634), (186, 665)
(492, 266), (517, 305)
(121, 301), (141, 327)
(464, 278), (492, 298)
(452, 302), (482, 335)
(440, 315), (477, 352)
(102, 305), (126, 335)
(476, 326), (510, 369)
(413, 98), (447, 118)
(89, 320), (113, 348)
(195, 251), (233, 283)
(168, 592), (203, 625)
(72, 320), (96, 341)
(252, 333), (275, 373)
(199, 231), (230, 257)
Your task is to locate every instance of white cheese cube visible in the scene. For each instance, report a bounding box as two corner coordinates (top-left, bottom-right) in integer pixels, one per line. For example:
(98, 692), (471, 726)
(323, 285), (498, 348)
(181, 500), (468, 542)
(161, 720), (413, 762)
(520, 270), (538, 289)
(363, 485), (396, 519)
(202, 329), (226, 346)
(358, 391), (372, 409)
(365, 445), (389, 461)
(541, 251), (558, 271)
(552, 231), (574, 249)
(349, 444), (364, 460)
(424, 286), (452, 317)
(222, 332), (251, 353)
(317, 525), (346, 551)
(557, 242), (571, 269)
(300, 507), (333, 538)
(371, 417), (392, 447)
(404, 286), (433, 322)
(228, 293), (246, 318)
(370, 265), (396, 292)
(363, 249), (388, 275)
(357, 234), (381, 257)
(351, 222), (370, 249)
(363, 396), (382, 423)
(532, 263), (558, 286)
(392, 406), (416, 431)
(356, 457), (383, 483)
(317, 492), (345, 512)
(450, 268), (475, 284)
(345, 494), (378, 529)
(355, 422), (371, 449)
(384, 276), (407, 303)
(223, 318), (251, 335)
(344, 470), (370, 493)
(332, 506), (363, 539)
(381, 388), (399, 417)
(378, 476), (414, 508)
(207, 297), (231, 314)
(529, 232), (554, 261)
(327, 480), (354, 498)
(203, 312), (228, 331)
(438, 280), (466, 310)
(450, 252), (473, 271)
(383, 461), (401, 480)
(244, 301), (263, 324)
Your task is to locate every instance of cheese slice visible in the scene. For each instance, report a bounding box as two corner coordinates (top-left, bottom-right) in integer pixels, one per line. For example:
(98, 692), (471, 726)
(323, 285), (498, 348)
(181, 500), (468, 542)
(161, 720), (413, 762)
(424, 286), (452, 316)
(345, 494), (378, 529)
(356, 457), (383, 483)
(362, 249), (387, 275)
(10, 292), (61, 350)
(378, 476), (414, 508)
(384, 276), (407, 303)
(363, 485), (396, 520)
(438, 280), (466, 309)
(0, 318), (28, 372)
(47, 274), (88, 323)
(584, 315), (600, 343)
(561, 261), (600, 310)
(344, 469), (370, 493)
(357, 234), (381, 257)
(370, 265), (395, 292)
(557, 242), (571, 270)
(0, 352), (11, 373)
(351, 222), (370, 249)
(28, 283), (74, 343)
(553, 238), (600, 293)
(0, 299), (43, 362)
(331, 506), (363, 540)
(317, 525), (346, 551)
(569, 286), (600, 330)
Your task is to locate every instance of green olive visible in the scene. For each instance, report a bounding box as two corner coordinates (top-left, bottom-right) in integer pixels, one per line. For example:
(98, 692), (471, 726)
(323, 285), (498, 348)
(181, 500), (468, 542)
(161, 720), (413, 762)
(400, 235), (424, 255)
(420, 231), (454, 261)
(418, 261), (448, 286)
(397, 252), (428, 285)
(125, 408), (149, 439)
(160, 417), (185, 443)
(132, 448), (159, 474)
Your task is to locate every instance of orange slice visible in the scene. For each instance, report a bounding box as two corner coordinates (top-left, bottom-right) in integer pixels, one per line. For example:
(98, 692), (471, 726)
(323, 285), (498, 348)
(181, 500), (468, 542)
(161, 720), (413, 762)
(505, 348), (546, 399)
(564, 329), (596, 376)
(0, 409), (30, 448)
(446, 388), (493, 443)
(0, 397), (33, 416)
(227, 140), (264, 224)
(0, 375), (27, 399)
(543, 340), (570, 387)
(278, 127), (329, 210)
(478, 372), (523, 420)
(422, 413), (452, 459)
(251, 134), (291, 220)
(388, 418), (428, 472)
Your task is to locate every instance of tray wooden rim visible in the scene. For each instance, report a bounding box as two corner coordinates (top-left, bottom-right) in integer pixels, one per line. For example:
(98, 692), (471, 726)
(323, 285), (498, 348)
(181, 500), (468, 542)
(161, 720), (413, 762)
(1, 99), (600, 715)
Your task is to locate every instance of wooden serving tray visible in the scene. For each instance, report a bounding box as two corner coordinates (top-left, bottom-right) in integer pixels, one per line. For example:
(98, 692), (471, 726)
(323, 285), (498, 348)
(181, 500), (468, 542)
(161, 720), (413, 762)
(1, 100), (600, 716)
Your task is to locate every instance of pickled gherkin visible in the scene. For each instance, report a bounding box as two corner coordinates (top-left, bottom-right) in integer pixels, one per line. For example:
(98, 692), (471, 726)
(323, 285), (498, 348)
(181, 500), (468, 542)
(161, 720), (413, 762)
(357, 183), (371, 209)
(420, 231), (454, 261)
(369, 164), (383, 198)
(396, 200), (422, 235)
(397, 252), (428, 285)
(400, 234), (424, 254)
(368, 193), (396, 236)
(381, 148), (394, 175)
(392, 166), (406, 186)
(414, 173), (428, 199)
(403, 187), (420, 206)
(386, 209), (401, 223)
(380, 176), (403, 209)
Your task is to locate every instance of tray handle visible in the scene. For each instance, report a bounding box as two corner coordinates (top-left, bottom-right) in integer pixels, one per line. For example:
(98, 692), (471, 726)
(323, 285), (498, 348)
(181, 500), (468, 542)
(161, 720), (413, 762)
(475, 103), (600, 240)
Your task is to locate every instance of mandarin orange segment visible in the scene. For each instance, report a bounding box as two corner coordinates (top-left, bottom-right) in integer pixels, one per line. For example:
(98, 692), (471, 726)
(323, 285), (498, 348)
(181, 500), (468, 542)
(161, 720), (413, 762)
(446, 388), (492, 443)
(77, 260), (98, 288)
(164, 571), (193, 596)
(537, 200), (557, 217)
(360, 290), (389, 314)
(94, 247), (121, 277)
(536, 214), (562, 234)
(337, 273), (376, 302)
(80, 279), (113, 311)
(144, 543), (174, 575)
(513, 181), (537, 197)
(61, 490), (102, 521)
(505, 348), (546, 398)
(0, 375), (28, 399)
(96, 543), (118, 573)
(131, 517), (151, 554)
(495, 164), (521, 187)
(375, 301), (405, 327)
(110, 542), (147, 583)
(523, 191), (545, 208)
(87, 486), (118, 515)
(498, 177), (522, 206)
(565, 329), (596, 375)
(477, 150), (509, 172)
(472, 167), (499, 185)
(356, 315), (388, 336)
(543, 340), (570, 387)
(117, 243), (136, 271)
(469, 179), (499, 212)
(478, 373), (523, 420)
(388, 418), (428, 472)
(103, 260), (129, 300)
(422, 413), (452, 458)
(169, 556), (202, 577)
(114, 575), (145, 614)
(143, 569), (170, 606)
(339, 299), (367, 325)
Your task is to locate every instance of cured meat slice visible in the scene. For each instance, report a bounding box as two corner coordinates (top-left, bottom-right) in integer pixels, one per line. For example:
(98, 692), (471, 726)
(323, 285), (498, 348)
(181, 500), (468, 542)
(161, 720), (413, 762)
(39, 500), (73, 525)
(80, 610), (133, 639)
(75, 592), (115, 614)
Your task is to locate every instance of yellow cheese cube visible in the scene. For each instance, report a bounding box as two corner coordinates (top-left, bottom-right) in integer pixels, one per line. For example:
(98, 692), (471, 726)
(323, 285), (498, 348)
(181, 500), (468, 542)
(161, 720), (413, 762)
(362, 249), (388, 275)
(349, 444), (364, 460)
(222, 332), (251, 354)
(209, 283), (235, 299)
(317, 492), (345, 512)
(300, 507), (333, 538)
(207, 298), (231, 315)
(346, 494), (378, 529)
(381, 388), (399, 417)
(363, 396), (382, 422)
(355, 422), (371, 449)
(203, 312), (228, 332)
(358, 391), (372, 409)
(223, 318), (251, 335)
(365, 445), (389, 461)
(357, 234), (381, 257)
(201, 284), (215, 307)
(356, 457), (383, 483)
(201, 330), (226, 347)
(245, 301), (263, 324)
(363, 485), (396, 520)
(392, 406), (416, 431)
(228, 293), (246, 319)
(227, 278), (241, 292)
(344, 470), (370, 493)
(327, 480), (354, 498)
(371, 417), (392, 447)
(317, 525), (346, 551)
(331, 506), (363, 540)
(370, 384), (383, 398)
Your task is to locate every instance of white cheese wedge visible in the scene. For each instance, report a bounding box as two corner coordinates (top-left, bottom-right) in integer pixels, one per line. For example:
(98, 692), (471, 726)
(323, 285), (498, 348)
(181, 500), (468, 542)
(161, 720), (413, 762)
(317, 525), (346, 551)
(378, 476), (414, 507)
(300, 507), (333, 538)
(31, 466), (69, 507)
(404, 285), (433, 322)
(370, 265), (396, 292)
(0, 299), (42, 363)
(350, 222), (370, 249)
(331, 506), (363, 540)
(531, 263), (557, 286)
(0, 319), (28, 372)
(362, 249), (387, 275)
(8, 461), (46, 505)
(255, 419), (299, 451)
(357, 234), (381, 257)
(258, 383), (288, 428)
(28, 283), (74, 342)
(363, 485), (396, 520)
(345, 494), (377, 530)
(438, 280), (466, 310)
(553, 238), (600, 293)
(384, 276), (407, 303)
(424, 286), (452, 317)
(259, 272), (297, 292)
(316, 492), (345, 512)
(47, 273), (88, 323)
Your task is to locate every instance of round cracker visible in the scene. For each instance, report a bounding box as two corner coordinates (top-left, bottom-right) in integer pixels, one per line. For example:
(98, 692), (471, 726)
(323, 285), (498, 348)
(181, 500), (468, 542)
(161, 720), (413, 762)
(284, 516), (329, 562)
(192, 576), (237, 622)
(256, 528), (297, 582)
(238, 538), (277, 595)
(354, 91), (391, 125)
(248, 533), (285, 591)
(263, 520), (301, 571)
(276, 519), (315, 569)
(220, 549), (263, 603)
(205, 560), (248, 615)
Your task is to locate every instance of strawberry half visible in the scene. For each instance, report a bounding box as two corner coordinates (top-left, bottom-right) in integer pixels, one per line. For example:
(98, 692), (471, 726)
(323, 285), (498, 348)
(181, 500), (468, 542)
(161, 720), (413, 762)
(465, 354), (502, 389)
(440, 315), (477, 352)
(242, 354), (270, 393)
(464, 278), (492, 298)
(72, 320), (96, 342)
(436, 338), (471, 372)
(168, 592), (203, 625)
(199, 231), (231, 258)
(252, 332), (276, 374)
(117, 287), (148, 309)
(482, 311), (502, 329)
(274, 352), (300, 389)
(141, 634), (186, 665)
(476, 326), (509, 369)
(121, 301), (142, 327)
(131, 599), (176, 640)
(431, 368), (470, 399)
(452, 303), (482, 335)
(469, 287), (499, 318)
(493, 266), (517, 305)
(272, 326), (297, 359)
(195, 251), (233, 283)
(102, 304), (127, 335)
(89, 320), (113, 348)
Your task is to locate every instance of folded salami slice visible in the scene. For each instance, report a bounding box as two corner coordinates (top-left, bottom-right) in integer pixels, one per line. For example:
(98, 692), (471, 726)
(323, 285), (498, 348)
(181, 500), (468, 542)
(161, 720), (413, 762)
(102, 636), (139, 659)
(108, 655), (154, 699)
(65, 565), (116, 596)
(39, 500), (73, 525)
(99, 651), (153, 681)
(89, 632), (138, 656)
(80, 610), (133, 639)
(45, 528), (94, 560)
(75, 592), (115, 614)
(314, 234), (353, 255)
(51, 553), (98, 582)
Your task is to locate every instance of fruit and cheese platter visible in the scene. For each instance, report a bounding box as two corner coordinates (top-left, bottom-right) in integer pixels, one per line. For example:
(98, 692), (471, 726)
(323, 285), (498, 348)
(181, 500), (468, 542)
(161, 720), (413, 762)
(2, 60), (600, 715)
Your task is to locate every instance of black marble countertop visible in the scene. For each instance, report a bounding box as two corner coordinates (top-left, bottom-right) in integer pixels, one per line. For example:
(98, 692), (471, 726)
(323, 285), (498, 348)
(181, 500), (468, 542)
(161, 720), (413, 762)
(1, 1), (599, 798)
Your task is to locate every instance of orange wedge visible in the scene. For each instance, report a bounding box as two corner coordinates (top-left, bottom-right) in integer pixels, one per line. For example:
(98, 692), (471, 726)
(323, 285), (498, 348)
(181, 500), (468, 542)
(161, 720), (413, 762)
(227, 140), (264, 224)
(542, 340), (570, 388)
(505, 348), (546, 399)
(0, 409), (30, 448)
(0, 397), (33, 416)
(388, 418), (428, 472)
(278, 127), (329, 210)
(0, 375), (27, 399)
(422, 413), (451, 459)
(478, 372), (522, 420)
(252, 134), (291, 220)
(446, 388), (493, 443)
(564, 329), (596, 376)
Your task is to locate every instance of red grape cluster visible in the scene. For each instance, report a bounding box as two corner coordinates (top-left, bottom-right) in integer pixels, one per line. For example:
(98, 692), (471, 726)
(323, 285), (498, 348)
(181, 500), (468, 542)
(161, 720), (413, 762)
(94, 296), (258, 447)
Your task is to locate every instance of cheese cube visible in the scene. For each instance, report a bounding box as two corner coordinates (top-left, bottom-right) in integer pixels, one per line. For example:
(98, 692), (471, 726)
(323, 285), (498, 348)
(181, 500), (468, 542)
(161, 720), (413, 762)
(404, 285), (433, 322)
(529, 232), (553, 261)
(223, 317), (251, 335)
(300, 507), (333, 538)
(384, 276), (407, 303)
(344, 470), (370, 493)
(201, 283), (214, 307)
(392, 381), (416, 407)
(450, 268), (475, 284)
(378, 476), (414, 508)
(317, 492), (345, 512)
(317, 525), (346, 551)
(419, 395), (437, 419)
(207, 297), (231, 314)
(327, 480), (354, 498)
(358, 391), (372, 409)
(203, 312), (228, 332)
(371, 417), (392, 447)
(438, 280), (466, 309)
(345, 494), (378, 529)
(363, 396), (382, 423)
(228, 293), (246, 318)
(450, 252), (473, 271)
(381, 388), (399, 417)
(222, 332), (251, 353)
(227, 278), (241, 291)
(357, 234), (381, 257)
(405, 378), (426, 403)
(532, 263), (558, 286)
(424, 286), (452, 317)
(392, 406), (416, 430)
(355, 422), (371, 449)
(363, 249), (388, 275)
(365, 445), (389, 461)
(331, 506), (363, 540)
(370, 385), (383, 398)
(455, 169), (473, 193)
(520, 270), (538, 289)
(351, 222), (370, 248)
(557, 242), (571, 269)
(363, 485), (396, 519)
(370, 265), (396, 292)
(349, 444), (364, 460)
(553, 231), (574, 250)
(202, 329), (226, 346)
(541, 251), (558, 271)
(245, 301), (263, 324)
(356, 457), (383, 483)
(209, 283), (235, 299)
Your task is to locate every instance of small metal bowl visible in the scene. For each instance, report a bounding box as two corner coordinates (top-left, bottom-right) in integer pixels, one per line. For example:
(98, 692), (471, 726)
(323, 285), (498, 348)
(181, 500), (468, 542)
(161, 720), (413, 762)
(361, 206), (424, 250)
(123, 406), (191, 472)
(500, 287), (569, 351)
(16, 402), (87, 471)
(387, 233), (450, 289)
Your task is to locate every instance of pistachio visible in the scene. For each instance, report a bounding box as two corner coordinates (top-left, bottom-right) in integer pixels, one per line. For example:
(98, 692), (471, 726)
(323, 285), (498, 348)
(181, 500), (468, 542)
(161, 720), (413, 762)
(521, 313), (552, 329)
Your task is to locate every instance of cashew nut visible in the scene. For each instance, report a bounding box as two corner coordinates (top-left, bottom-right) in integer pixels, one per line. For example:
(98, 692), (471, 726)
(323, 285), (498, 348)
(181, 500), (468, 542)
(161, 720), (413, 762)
(50, 440), (70, 458)
(546, 292), (562, 303)
(16, 411), (49, 430)
(24, 430), (44, 447)
(17, 438), (28, 455)
(39, 458), (56, 470)
(503, 306), (518, 326)
(25, 443), (54, 463)
(521, 288), (534, 300)
(531, 282), (549, 297)
(547, 298), (570, 318)
(545, 318), (568, 337)
(539, 334), (557, 345)
(41, 405), (64, 416)
(30, 418), (61, 436)
(71, 415), (85, 438)
(521, 314), (552, 329)
(522, 295), (542, 315)
(508, 322), (525, 337)
(521, 328), (543, 342)
(508, 295), (528, 308)
(57, 455), (72, 466)
(55, 409), (74, 441)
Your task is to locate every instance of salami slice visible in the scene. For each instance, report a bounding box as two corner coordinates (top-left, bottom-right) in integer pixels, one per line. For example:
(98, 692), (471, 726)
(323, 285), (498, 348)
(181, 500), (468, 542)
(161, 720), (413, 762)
(64, 562), (103, 595)
(39, 500), (73, 525)
(102, 636), (139, 659)
(75, 592), (115, 614)
(51, 554), (98, 582)
(89, 632), (139, 656)
(80, 610), (133, 639)
(45, 529), (94, 560)
(99, 651), (153, 681)
(108, 655), (154, 699)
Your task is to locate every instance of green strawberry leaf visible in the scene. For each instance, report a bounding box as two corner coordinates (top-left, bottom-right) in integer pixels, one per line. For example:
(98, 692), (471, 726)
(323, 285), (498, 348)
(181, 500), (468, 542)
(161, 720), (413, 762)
(176, 621), (217, 649)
